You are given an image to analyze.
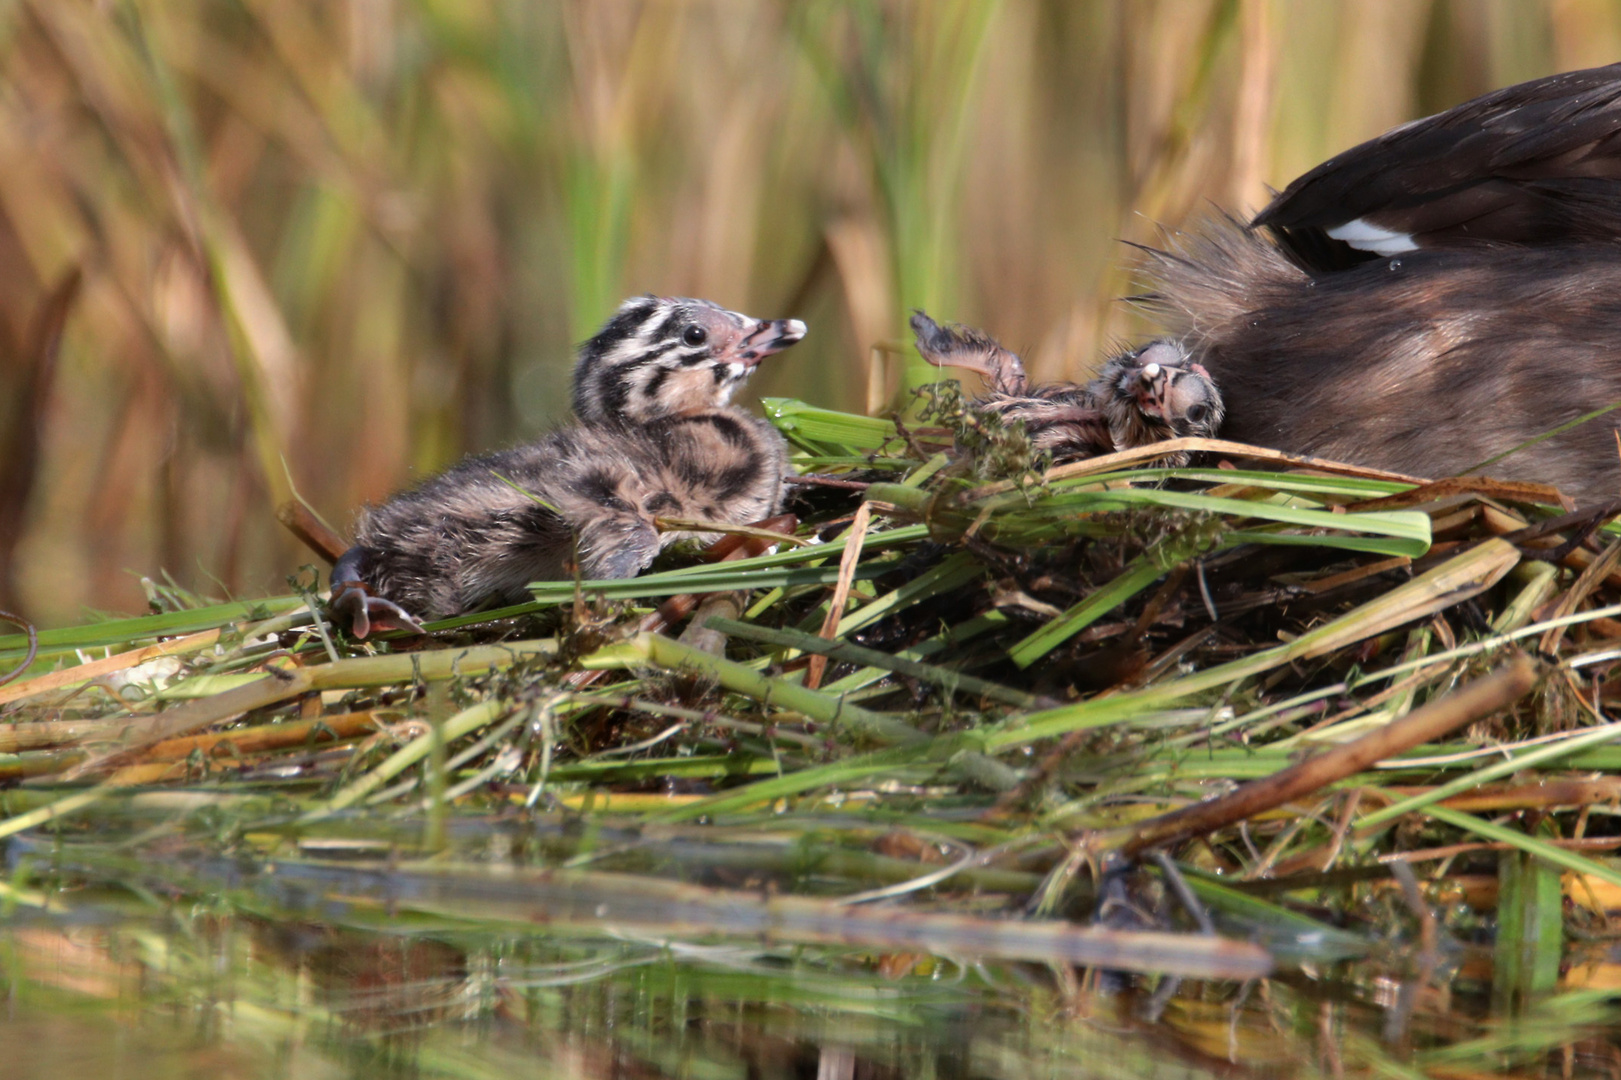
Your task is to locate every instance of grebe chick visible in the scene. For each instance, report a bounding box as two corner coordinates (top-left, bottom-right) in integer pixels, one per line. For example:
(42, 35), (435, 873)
(331, 296), (806, 637)
(909, 310), (1223, 467)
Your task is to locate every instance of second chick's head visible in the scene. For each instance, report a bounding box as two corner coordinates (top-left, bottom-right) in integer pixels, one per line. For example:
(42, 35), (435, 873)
(573, 296), (807, 424)
(1102, 340), (1225, 441)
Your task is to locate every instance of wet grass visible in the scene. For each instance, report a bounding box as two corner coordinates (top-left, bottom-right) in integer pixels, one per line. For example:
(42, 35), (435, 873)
(7, 392), (1621, 1075)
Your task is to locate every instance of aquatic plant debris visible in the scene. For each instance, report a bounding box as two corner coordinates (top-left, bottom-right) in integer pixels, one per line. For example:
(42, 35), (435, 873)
(2, 396), (1621, 1018)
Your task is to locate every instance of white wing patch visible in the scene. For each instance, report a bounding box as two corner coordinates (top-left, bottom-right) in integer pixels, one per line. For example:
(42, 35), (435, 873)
(1326, 218), (1418, 256)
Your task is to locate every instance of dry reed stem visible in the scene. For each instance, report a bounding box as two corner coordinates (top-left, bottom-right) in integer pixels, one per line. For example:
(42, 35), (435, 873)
(1394, 777), (1621, 814)
(1349, 476), (1574, 513)
(807, 501), (871, 690)
(0, 629), (223, 707)
(105, 709), (390, 786)
(148, 708), (387, 763)
(60, 640), (554, 780)
(1476, 504), (1621, 588)
(1539, 536), (1621, 654)
(0, 719), (123, 754)
(965, 438), (1432, 501)
(276, 499), (348, 565)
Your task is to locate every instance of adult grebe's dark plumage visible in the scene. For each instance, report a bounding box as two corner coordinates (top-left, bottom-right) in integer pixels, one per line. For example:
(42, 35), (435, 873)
(330, 297), (805, 637)
(1146, 62), (1621, 504)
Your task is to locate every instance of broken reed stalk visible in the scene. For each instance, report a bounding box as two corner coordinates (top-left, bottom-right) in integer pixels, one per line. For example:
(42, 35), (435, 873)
(964, 436), (1433, 501)
(276, 498), (349, 565)
(1345, 475), (1573, 514)
(780, 473), (874, 491)
(0, 628), (224, 707)
(807, 500), (871, 689)
(652, 515), (813, 549)
(1119, 654), (1540, 858)
(1538, 534), (1621, 653)
(1396, 777), (1621, 813)
(106, 709), (393, 786)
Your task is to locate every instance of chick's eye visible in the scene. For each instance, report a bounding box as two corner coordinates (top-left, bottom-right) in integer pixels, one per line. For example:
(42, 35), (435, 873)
(1184, 404), (1208, 424)
(682, 325), (708, 347)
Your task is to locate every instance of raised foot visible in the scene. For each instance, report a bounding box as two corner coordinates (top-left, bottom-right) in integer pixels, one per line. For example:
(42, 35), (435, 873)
(328, 580), (428, 640)
(909, 308), (1029, 395)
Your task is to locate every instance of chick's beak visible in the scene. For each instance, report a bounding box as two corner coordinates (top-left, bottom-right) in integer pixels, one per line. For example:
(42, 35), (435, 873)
(1134, 363), (1170, 419)
(733, 318), (808, 367)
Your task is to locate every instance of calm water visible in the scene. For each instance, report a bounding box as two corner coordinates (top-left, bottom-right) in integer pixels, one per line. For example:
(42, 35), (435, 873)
(7, 896), (1620, 1078)
(3, 814), (1619, 1079)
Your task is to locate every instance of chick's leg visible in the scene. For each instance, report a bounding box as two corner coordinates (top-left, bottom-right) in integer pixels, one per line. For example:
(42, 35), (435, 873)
(574, 514), (663, 580)
(909, 309), (1030, 395)
(329, 545), (428, 639)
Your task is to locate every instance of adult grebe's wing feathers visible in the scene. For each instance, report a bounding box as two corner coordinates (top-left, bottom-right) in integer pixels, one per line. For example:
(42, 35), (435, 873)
(1256, 63), (1621, 269)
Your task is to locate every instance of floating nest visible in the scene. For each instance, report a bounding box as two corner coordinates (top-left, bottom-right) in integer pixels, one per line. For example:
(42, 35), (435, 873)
(1, 389), (1618, 994)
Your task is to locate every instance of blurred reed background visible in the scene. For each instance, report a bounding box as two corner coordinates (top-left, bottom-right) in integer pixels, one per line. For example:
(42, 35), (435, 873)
(1, 0), (1617, 627)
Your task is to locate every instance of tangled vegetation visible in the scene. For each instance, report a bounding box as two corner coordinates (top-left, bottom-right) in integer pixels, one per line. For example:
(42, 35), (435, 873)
(6, 391), (1621, 1074)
